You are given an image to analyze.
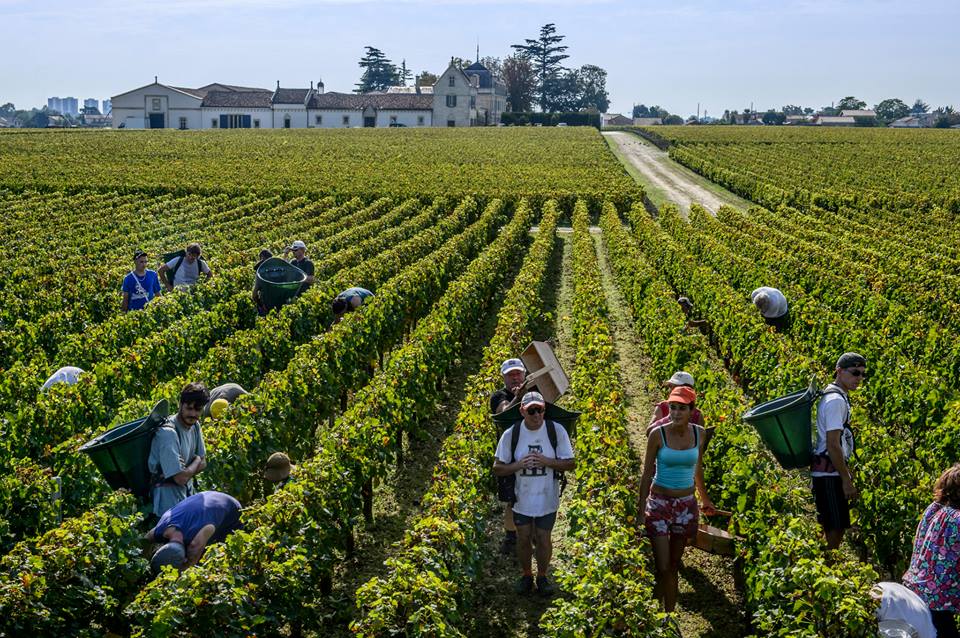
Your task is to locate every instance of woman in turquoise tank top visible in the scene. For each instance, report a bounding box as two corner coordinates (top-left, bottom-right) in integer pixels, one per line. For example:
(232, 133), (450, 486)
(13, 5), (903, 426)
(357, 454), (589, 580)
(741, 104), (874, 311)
(638, 386), (716, 613)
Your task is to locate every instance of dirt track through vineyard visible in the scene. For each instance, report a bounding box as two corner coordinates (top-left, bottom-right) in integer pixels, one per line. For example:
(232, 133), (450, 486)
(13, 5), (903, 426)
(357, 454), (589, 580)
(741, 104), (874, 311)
(593, 229), (747, 637)
(603, 131), (752, 215)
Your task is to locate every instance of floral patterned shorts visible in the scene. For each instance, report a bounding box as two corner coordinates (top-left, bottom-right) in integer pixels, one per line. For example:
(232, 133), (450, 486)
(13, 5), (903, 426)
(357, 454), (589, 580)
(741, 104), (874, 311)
(644, 493), (699, 538)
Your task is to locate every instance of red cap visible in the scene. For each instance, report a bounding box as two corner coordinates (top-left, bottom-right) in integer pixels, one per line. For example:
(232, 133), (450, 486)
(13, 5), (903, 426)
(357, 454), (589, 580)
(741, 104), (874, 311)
(667, 386), (697, 405)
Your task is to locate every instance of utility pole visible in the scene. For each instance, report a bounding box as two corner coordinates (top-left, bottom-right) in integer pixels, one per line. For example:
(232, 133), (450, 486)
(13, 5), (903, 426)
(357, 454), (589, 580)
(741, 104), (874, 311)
(697, 102), (700, 122)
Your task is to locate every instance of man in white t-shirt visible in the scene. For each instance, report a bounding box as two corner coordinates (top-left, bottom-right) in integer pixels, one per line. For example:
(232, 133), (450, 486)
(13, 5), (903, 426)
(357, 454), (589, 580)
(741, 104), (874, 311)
(159, 242), (213, 290)
(494, 391), (575, 596)
(811, 352), (866, 550)
(751, 286), (789, 331)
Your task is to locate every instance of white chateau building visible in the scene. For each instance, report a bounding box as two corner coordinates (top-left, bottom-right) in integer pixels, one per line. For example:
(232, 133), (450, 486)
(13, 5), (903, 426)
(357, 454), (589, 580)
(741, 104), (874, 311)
(111, 60), (507, 130)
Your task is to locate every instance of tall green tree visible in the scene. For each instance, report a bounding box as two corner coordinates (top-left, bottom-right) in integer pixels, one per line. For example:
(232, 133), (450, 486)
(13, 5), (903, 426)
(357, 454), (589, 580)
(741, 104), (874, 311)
(354, 47), (400, 93)
(511, 23), (569, 112)
(577, 64), (609, 113)
(502, 54), (535, 112)
(911, 99), (929, 114)
(837, 96), (867, 110)
(874, 98), (909, 122)
(399, 60), (413, 87)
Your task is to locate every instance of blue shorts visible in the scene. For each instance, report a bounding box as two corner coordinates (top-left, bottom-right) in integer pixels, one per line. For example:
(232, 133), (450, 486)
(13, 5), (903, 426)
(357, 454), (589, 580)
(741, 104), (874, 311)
(513, 511), (557, 531)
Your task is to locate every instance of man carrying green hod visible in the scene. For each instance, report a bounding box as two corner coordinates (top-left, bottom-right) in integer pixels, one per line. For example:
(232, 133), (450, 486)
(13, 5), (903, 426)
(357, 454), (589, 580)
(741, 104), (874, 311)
(148, 382), (209, 517)
(159, 242), (213, 290)
(811, 352), (867, 551)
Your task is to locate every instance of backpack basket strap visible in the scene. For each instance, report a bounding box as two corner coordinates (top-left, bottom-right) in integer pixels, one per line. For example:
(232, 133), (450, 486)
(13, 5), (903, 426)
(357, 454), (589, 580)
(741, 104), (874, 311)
(510, 421), (522, 463)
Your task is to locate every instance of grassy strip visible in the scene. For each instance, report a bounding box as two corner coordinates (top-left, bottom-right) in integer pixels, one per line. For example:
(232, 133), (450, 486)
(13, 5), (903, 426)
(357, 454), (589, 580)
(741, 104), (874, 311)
(351, 201), (560, 636)
(539, 201), (663, 636)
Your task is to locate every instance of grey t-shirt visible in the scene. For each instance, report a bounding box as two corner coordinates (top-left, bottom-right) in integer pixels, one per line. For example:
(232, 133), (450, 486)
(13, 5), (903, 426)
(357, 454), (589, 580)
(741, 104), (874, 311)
(166, 255), (211, 287)
(148, 414), (207, 516)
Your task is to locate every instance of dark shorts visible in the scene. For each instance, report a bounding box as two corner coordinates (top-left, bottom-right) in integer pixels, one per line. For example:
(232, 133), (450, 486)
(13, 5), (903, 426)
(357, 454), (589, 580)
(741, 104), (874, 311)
(513, 511), (557, 531)
(812, 475), (851, 531)
(764, 312), (790, 332)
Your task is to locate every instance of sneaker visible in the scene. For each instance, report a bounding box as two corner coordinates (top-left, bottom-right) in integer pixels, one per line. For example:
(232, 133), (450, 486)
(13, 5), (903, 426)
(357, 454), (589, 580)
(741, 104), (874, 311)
(515, 574), (534, 594)
(536, 575), (555, 596)
(500, 534), (517, 556)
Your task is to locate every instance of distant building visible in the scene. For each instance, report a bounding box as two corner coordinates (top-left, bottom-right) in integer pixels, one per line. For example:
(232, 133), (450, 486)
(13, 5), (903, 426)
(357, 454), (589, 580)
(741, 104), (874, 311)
(839, 109), (877, 118)
(0, 116), (12, 128)
(61, 97), (79, 116)
(102, 99), (112, 114)
(112, 63), (485, 129)
(47, 97), (62, 113)
(46, 115), (67, 128)
(889, 114), (938, 128)
(462, 60), (507, 126)
(785, 115), (812, 125)
(813, 115), (856, 126)
(632, 117), (662, 126)
(84, 98), (99, 112)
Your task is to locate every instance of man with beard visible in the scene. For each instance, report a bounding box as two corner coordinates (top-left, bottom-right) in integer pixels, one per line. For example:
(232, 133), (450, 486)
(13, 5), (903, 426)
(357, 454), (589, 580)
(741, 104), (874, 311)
(148, 382), (209, 517)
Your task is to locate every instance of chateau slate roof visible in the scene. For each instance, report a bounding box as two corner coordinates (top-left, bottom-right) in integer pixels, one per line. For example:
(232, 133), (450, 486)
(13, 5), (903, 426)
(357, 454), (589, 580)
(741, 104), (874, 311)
(273, 88), (311, 104)
(308, 92), (433, 111)
(202, 91), (274, 108)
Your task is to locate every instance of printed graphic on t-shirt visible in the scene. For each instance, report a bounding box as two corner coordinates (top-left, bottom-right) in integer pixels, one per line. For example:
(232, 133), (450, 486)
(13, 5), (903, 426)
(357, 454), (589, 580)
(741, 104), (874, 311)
(521, 444), (547, 477)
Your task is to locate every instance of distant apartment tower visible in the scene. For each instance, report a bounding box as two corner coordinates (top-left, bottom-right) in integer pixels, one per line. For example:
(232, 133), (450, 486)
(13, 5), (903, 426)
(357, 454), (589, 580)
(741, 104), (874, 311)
(102, 99), (112, 115)
(62, 97), (79, 115)
(84, 98), (99, 112)
(47, 97), (63, 113)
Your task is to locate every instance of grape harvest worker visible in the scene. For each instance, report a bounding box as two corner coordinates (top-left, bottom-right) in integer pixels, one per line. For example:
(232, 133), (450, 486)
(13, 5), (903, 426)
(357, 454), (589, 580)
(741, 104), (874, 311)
(490, 358), (528, 556)
(648, 371), (705, 434)
(121, 249), (162, 312)
(750, 286), (789, 331)
(331, 287), (374, 322)
(159, 242), (212, 290)
(493, 391), (575, 596)
(638, 386), (716, 613)
(263, 452), (297, 489)
(148, 382), (209, 517)
(811, 352), (866, 551)
(252, 248), (273, 316)
(677, 296), (709, 333)
(284, 240), (315, 294)
(902, 464), (960, 638)
(202, 382), (248, 419)
(873, 582), (935, 638)
(147, 491), (242, 575)
(40, 366), (85, 391)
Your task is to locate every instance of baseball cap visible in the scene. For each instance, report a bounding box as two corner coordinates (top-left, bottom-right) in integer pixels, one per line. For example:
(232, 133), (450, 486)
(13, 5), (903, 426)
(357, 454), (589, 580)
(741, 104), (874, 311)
(667, 386), (697, 405)
(836, 352), (867, 370)
(500, 358), (525, 375)
(520, 391), (545, 408)
(133, 249), (148, 261)
(291, 240), (307, 250)
(150, 541), (186, 575)
(666, 371), (695, 388)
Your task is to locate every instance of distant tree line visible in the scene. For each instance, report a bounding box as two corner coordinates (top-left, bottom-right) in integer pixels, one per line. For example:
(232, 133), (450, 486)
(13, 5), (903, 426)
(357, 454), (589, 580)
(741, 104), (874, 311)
(702, 95), (960, 127)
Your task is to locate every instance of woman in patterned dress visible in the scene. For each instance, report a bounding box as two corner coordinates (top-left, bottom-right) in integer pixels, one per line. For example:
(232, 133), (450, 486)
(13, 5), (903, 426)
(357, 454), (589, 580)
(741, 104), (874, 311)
(903, 464), (960, 638)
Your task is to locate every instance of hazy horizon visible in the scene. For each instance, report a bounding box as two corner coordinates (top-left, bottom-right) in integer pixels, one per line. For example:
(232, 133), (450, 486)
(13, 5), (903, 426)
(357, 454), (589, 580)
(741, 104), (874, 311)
(2, 0), (958, 118)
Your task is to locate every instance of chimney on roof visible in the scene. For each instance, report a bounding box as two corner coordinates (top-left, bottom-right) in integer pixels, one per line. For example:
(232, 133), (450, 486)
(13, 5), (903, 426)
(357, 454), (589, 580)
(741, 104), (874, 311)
(154, 75), (158, 84)
(310, 81), (314, 91)
(276, 80), (280, 90)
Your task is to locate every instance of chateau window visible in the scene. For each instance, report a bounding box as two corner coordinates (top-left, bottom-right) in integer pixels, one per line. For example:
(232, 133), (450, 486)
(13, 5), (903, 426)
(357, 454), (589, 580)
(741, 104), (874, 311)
(315, 115), (322, 125)
(284, 114), (291, 129)
(152, 98), (161, 111)
(343, 115), (350, 126)
(417, 115), (425, 125)
(211, 118), (218, 128)
(446, 95), (457, 108)
(254, 119), (260, 128)
(390, 115), (398, 125)
(448, 76), (455, 87)
(447, 120), (455, 127)
(179, 117), (187, 130)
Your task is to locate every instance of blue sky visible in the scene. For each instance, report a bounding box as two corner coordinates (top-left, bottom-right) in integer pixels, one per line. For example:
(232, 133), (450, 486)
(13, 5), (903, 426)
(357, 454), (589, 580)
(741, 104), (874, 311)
(1, 0), (958, 117)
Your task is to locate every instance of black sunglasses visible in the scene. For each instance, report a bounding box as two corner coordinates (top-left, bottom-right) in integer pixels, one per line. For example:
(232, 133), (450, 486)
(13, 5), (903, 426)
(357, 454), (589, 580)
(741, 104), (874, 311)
(526, 407), (543, 415)
(846, 369), (867, 378)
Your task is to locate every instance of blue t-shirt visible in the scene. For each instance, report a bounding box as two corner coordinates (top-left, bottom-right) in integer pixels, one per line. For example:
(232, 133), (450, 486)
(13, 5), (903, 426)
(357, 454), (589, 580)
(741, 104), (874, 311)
(153, 491), (242, 545)
(337, 287), (373, 302)
(122, 270), (161, 311)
